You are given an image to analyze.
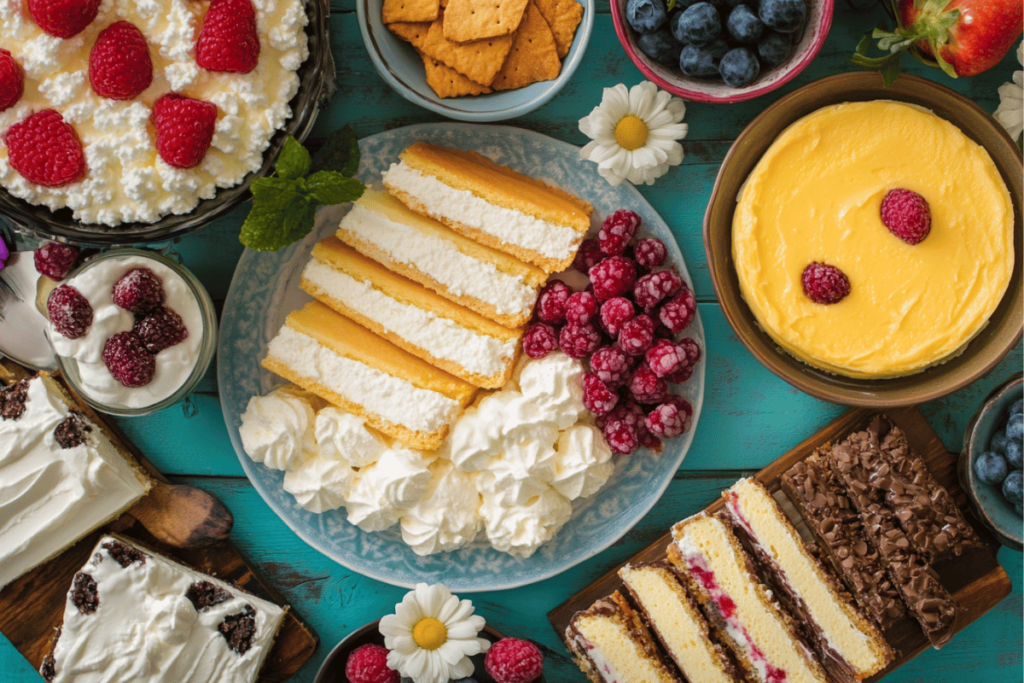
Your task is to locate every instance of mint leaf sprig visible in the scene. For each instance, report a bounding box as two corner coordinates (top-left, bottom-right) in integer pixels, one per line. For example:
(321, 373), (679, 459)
(240, 126), (365, 251)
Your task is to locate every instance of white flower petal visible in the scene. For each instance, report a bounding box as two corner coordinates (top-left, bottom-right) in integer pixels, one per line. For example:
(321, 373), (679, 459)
(602, 83), (630, 121)
(451, 656), (475, 679)
(446, 615), (485, 639)
(597, 165), (627, 186)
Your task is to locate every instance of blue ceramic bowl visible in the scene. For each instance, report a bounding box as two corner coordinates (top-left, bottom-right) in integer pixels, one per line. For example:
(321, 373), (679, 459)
(958, 373), (1024, 551)
(356, 0), (593, 121)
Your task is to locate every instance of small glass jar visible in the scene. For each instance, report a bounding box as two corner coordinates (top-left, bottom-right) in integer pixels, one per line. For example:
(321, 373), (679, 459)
(50, 248), (218, 417)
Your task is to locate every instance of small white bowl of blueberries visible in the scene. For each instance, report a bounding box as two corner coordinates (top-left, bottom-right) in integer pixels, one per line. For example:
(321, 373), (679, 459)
(610, 0), (833, 102)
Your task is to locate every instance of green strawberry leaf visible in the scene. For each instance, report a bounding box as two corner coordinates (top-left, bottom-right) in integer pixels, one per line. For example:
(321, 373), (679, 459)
(310, 125), (360, 176)
(303, 171), (365, 206)
(275, 137), (311, 180)
(240, 178), (312, 251)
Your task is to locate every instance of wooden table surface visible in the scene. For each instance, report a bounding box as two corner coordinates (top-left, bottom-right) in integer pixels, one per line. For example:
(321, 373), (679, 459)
(2, 1), (1021, 681)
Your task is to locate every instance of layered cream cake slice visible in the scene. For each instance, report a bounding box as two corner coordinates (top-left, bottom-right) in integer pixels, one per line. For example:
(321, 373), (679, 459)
(669, 512), (829, 683)
(566, 591), (682, 683)
(0, 375), (151, 592)
(41, 535), (286, 683)
(382, 142), (593, 273)
(722, 478), (892, 682)
(337, 189), (546, 328)
(262, 302), (477, 451)
(618, 562), (742, 683)
(301, 237), (522, 389)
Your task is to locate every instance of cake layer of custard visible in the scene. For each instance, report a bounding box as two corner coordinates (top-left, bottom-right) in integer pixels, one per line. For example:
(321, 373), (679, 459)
(571, 600), (679, 683)
(733, 101), (1014, 378)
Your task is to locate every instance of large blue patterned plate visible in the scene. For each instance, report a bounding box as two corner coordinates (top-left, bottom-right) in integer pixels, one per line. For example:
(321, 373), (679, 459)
(218, 123), (705, 591)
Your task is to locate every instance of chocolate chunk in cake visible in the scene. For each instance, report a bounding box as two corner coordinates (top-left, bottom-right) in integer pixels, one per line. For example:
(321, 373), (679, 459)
(220, 605), (257, 654)
(187, 580), (234, 612)
(53, 411), (92, 449)
(0, 379), (29, 421)
(101, 539), (146, 568)
(71, 573), (99, 615)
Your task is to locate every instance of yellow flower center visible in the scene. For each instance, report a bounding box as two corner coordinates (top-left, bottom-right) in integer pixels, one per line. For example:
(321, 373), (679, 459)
(412, 617), (448, 651)
(614, 115), (648, 151)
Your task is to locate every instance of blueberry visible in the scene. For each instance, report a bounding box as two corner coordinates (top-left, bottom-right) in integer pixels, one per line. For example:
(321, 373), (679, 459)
(638, 29), (685, 65)
(1003, 469), (1023, 506)
(975, 451), (1009, 485)
(759, 0), (806, 32)
(757, 30), (791, 66)
(672, 2), (722, 46)
(727, 5), (763, 43)
(1006, 440), (1023, 469)
(1006, 412), (1024, 441)
(719, 46), (760, 86)
(679, 39), (729, 76)
(627, 0), (668, 34)
(1011, 398), (1023, 416)
(991, 429), (1010, 454)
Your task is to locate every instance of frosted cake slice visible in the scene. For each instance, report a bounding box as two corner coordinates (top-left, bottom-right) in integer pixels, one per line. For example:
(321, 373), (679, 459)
(262, 302), (477, 450)
(40, 535), (286, 683)
(382, 142), (592, 273)
(301, 237), (522, 388)
(0, 375), (151, 591)
(337, 189), (546, 328)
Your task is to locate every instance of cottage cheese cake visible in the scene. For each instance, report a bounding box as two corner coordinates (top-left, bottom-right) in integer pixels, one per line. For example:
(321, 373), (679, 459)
(383, 142), (593, 273)
(40, 536), (286, 683)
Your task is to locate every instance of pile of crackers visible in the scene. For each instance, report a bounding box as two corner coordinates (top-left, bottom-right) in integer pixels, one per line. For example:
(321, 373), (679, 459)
(383, 0), (584, 98)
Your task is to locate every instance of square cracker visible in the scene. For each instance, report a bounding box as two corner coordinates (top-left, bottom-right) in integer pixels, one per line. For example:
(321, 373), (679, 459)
(419, 50), (493, 97)
(383, 0), (439, 25)
(442, 0), (529, 42)
(418, 10), (514, 86)
(491, 0), (561, 91)
(388, 21), (431, 46)
(532, 0), (582, 58)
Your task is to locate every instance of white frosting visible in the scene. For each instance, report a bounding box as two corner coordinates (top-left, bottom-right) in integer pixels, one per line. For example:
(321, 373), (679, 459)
(344, 449), (434, 532)
(283, 454), (353, 513)
(400, 459), (482, 555)
(313, 407), (384, 467)
(239, 388), (316, 471)
(49, 255), (204, 409)
(338, 203), (537, 316)
(301, 258), (517, 378)
(0, 377), (148, 591)
(49, 536), (285, 683)
(480, 487), (572, 559)
(265, 326), (461, 434)
(383, 161), (582, 261)
(0, 0), (308, 225)
(551, 424), (614, 501)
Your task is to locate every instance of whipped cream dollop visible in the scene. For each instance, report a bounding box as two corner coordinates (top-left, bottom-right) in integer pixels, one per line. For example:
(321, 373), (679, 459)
(345, 449), (434, 532)
(551, 425), (613, 500)
(239, 388), (317, 471)
(480, 488), (573, 558)
(314, 407), (384, 467)
(516, 351), (585, 429)
(401, 459), (482, 555)
(283, 455), (353, 513)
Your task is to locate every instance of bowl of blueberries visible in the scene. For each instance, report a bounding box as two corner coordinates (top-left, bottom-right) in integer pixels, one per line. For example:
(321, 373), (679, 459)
(612, 0), (832, 102)
(959, 373), (1023, 551)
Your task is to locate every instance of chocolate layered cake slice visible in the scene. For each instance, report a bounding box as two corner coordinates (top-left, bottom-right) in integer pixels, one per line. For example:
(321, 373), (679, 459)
(781, 451), (906, 630)
(619, 562), (743, 683)
(668, 512), (829, 683)
(565, 591), (682, 683)
(41, 535), (287, 683)
(721, 478), (892, 683)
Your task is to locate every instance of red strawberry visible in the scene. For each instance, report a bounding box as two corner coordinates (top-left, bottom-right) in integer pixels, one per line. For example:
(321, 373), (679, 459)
(5, 110), (86, 187)
(0, 49), (23, 112)
(195, 0), (261, 74)
(89, 21), (153, 100)
(152, 94), (218, 169)
(28, 0), (101, 38)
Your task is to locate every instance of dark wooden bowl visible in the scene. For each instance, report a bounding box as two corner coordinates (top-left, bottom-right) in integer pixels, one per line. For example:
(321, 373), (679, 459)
(704, 72), (1024, 407)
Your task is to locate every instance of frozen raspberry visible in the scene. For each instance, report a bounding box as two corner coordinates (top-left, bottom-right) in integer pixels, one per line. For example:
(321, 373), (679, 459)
(599, 209), (641, 256)
(676, 337), (701, 368)
(573, 238), (604, 274)
(345, 644), (399, 683)
(102, 332), (156, 388)
(0, 49), (23, 112)
(645, 339), (685, 378)
(602, 401), (644, 455)
(632, 238), (667, 270)
(564, 291), (598, 326)
(634, 270), (683, 310)
(485, 638), (544, 683)
(618, 314), (655, 356)
(628, 363), (669, 404)
(599, 297), (635, 338)
(152, 93), (218, 169)
(89, 21), (153, 100)
(535, 280), (572, 324)
(28, 0), (100, 38)
(134, 306), (189, 353)
(582, 373), (619, 417)
(589, 345), (632, 387)
(112, 267), (164, 314)
(646, 396), (693, 438)
(801, 262), (850, 305)
(658, 284), (696, 333)
(880, 188), (930, 245)
(196, 0), (260, 73)
(639, 424), (663, 453)
(522, 322), (559, 359)
(34, 242), (80, 280)
(5, 109), (86, 187)
(589, 256), (637, 301)
(48, 285), (93, 339)
(665, 363), (694, 384)
(559, 323), (601, 359)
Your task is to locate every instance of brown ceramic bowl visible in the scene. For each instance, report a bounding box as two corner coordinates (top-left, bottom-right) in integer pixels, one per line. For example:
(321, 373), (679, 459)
(704, 72), (1023, 407)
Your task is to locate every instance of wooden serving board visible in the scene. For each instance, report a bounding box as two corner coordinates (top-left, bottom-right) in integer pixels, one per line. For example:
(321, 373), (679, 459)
(548, 406), (1012, 682)
(0, 363), (318, 682)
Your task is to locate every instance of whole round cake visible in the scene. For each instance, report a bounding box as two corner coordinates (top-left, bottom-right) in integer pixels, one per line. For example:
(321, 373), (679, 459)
(732, 100), (1015, 379)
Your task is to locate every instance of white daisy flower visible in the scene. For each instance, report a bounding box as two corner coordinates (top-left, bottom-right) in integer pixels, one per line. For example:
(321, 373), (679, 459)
(578, 81), (688, 187)
(379, 583), (490, 683)
(994, 41), (1023, 143)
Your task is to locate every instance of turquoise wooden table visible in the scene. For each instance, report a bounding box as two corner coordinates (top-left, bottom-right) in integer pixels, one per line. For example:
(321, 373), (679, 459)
(2, 1), (1021, 680)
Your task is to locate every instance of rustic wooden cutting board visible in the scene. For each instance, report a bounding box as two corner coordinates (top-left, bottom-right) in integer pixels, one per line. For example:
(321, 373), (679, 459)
(548, 406), (1012, 682)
